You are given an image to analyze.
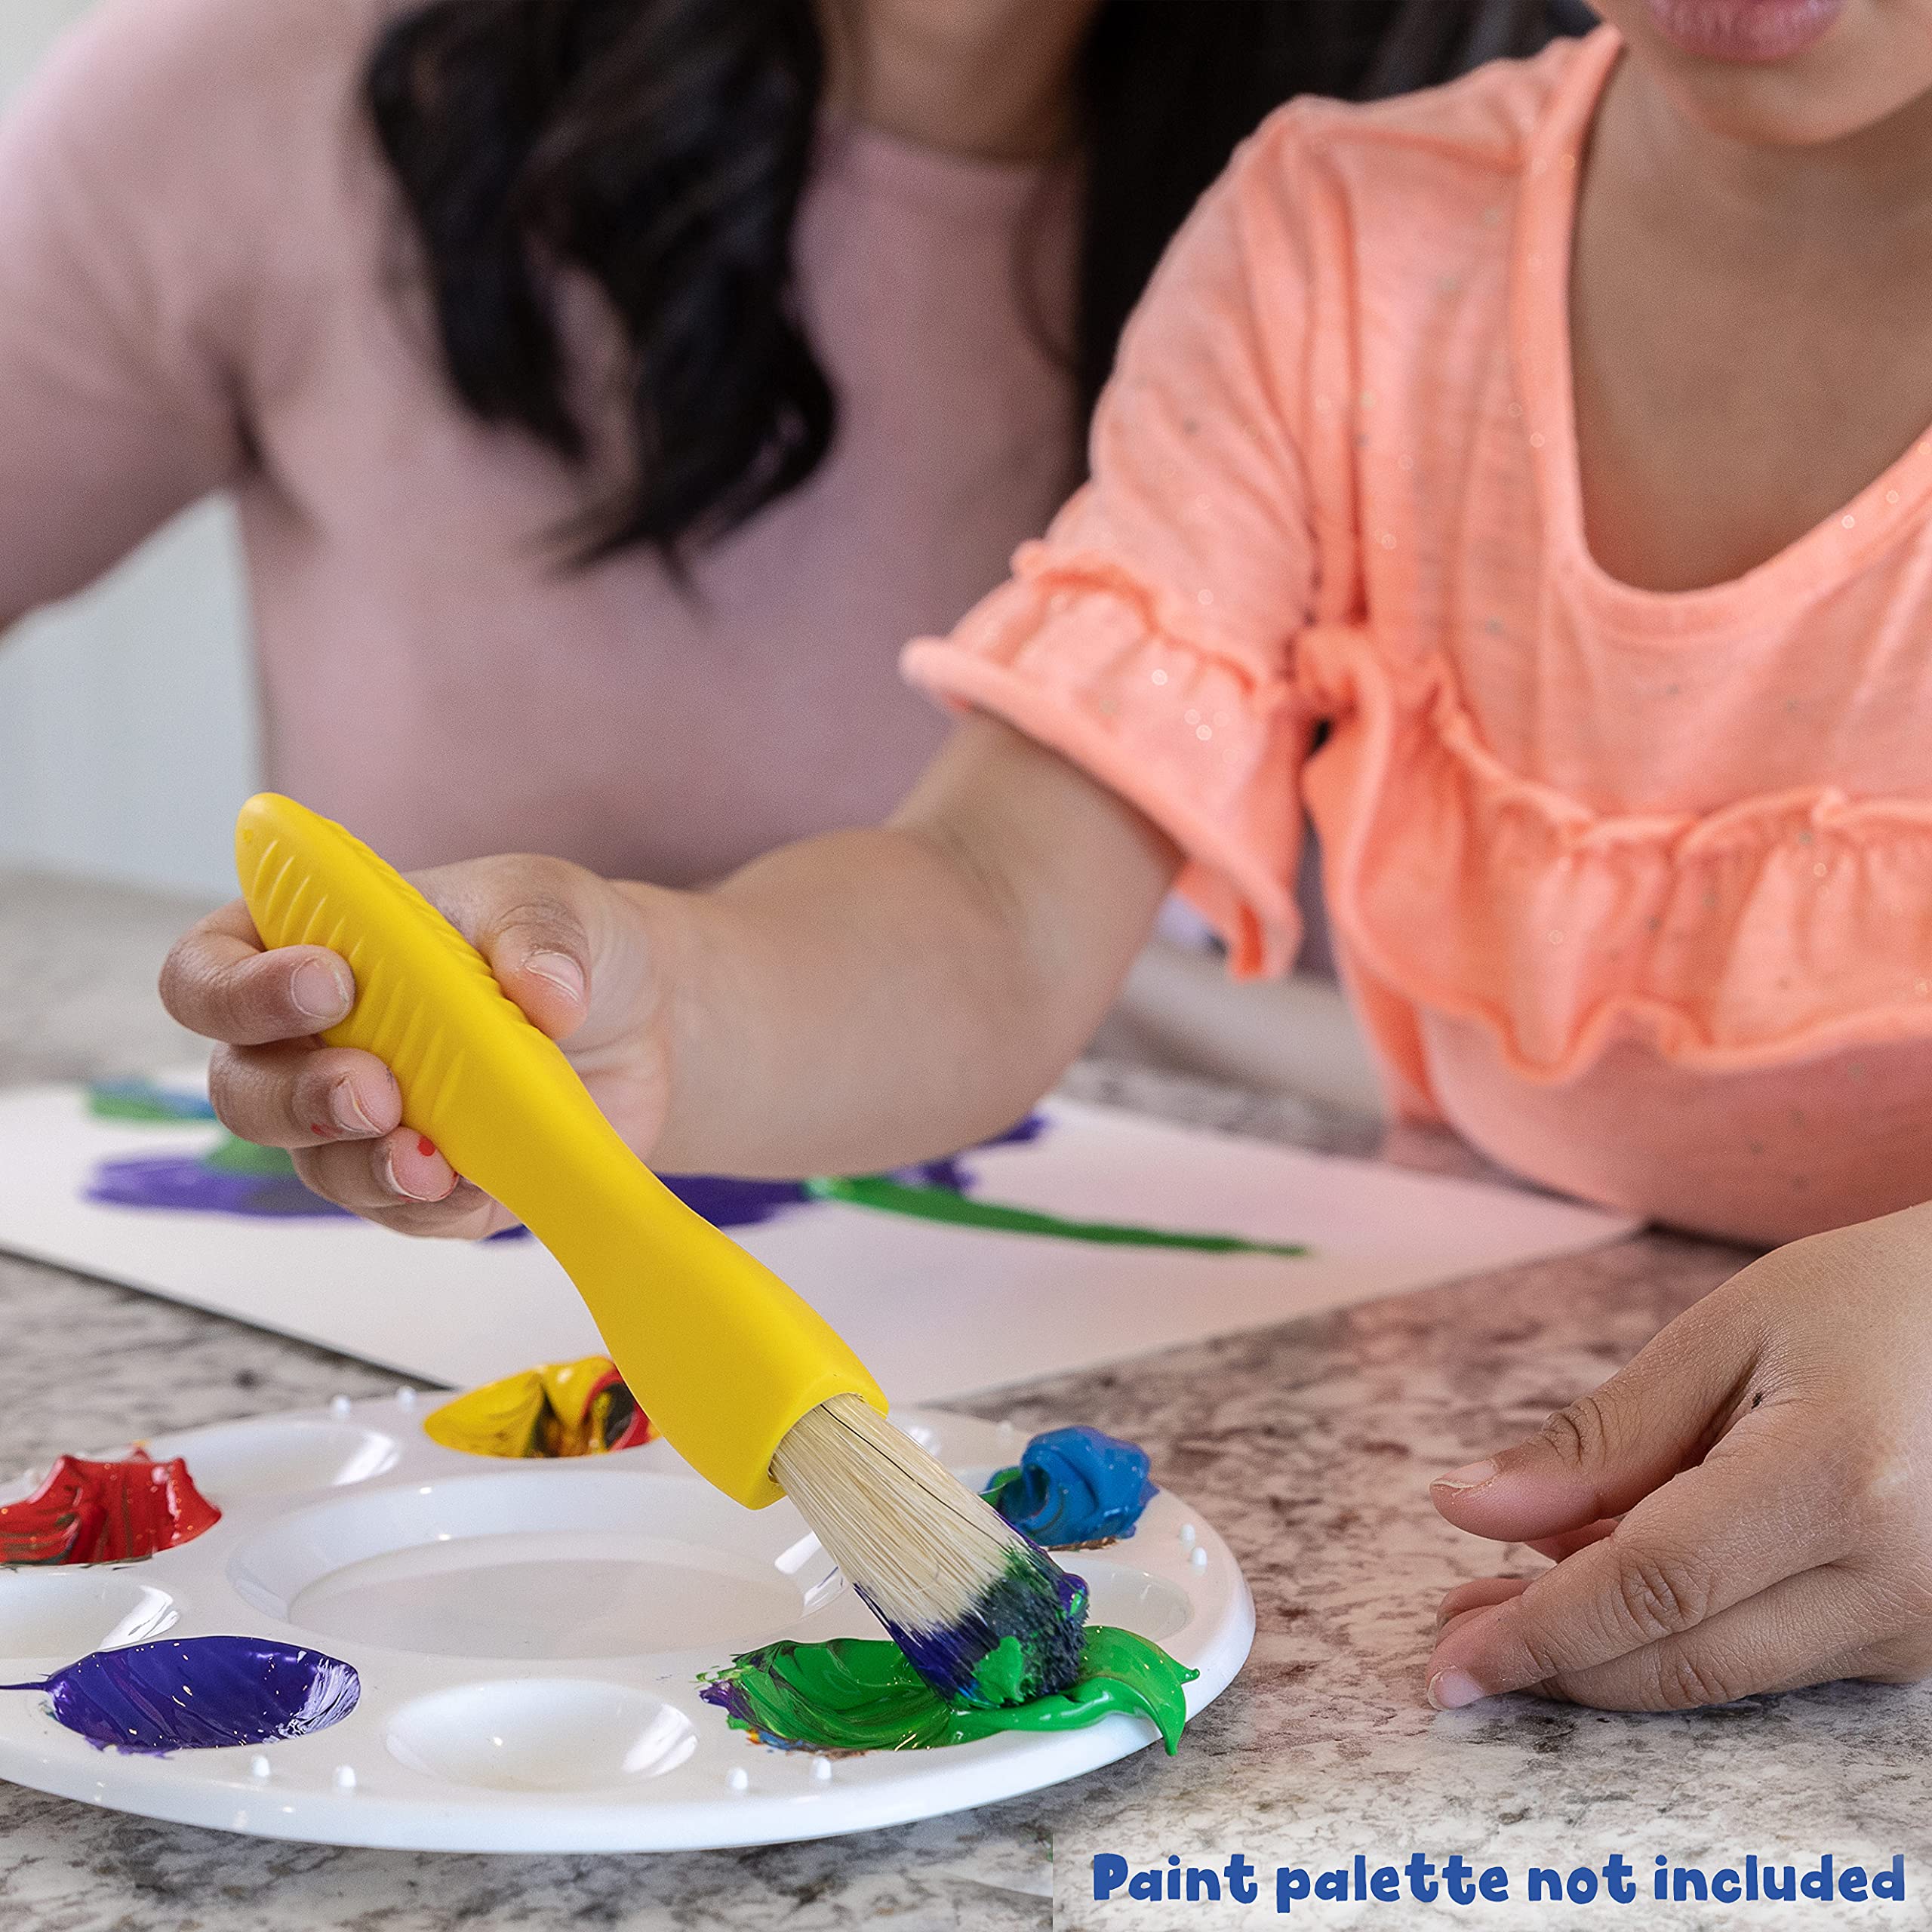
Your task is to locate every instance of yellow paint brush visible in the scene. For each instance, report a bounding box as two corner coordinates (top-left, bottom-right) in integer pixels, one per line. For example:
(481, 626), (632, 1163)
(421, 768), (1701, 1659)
(234, 793), (1085, 1706)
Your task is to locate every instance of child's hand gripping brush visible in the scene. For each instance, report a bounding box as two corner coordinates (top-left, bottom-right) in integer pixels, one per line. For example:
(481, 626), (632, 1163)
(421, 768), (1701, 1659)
(233, 795), (1087, 1706)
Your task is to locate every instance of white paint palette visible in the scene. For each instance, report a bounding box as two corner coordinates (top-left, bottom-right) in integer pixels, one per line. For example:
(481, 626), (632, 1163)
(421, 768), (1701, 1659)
(0, 1396), (1253, 1852)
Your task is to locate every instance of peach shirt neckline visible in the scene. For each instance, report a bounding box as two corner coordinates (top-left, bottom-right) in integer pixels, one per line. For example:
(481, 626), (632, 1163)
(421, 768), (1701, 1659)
(1514, 27), (1932, 642)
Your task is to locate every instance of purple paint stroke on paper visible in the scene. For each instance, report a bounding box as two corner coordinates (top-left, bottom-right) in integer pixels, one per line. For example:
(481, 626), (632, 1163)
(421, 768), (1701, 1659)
(3, 1636), (360, 1753)
(659, 1114), (1046, 1229)
(85, 1097), (1045, 1235)
(87, 1141), (530, 1237)
(88, 1156), (347, 1219)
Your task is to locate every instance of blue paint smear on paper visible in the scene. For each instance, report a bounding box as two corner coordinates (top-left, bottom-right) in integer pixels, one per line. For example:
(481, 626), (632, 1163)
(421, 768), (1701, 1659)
(983, 1426), (1157, 1546)
(3, 1637), (360, 1754)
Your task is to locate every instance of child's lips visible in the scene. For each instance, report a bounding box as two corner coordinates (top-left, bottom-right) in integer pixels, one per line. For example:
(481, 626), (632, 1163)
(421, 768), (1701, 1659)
(1642, 0), (1845, 63)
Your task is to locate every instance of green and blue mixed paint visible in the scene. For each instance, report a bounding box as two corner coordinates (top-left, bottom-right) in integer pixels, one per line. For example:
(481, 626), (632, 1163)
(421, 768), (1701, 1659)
(700, 1625), (1195, 1755)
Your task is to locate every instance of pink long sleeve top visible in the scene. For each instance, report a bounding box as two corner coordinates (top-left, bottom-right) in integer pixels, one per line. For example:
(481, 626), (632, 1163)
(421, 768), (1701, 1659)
(0, 0), (1079, 885)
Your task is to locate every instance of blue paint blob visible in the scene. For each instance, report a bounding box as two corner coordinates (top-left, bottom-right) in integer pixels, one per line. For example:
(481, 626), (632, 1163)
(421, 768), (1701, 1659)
(3, 1637), (360, 1754)
(983, 1427), (1157, 1546)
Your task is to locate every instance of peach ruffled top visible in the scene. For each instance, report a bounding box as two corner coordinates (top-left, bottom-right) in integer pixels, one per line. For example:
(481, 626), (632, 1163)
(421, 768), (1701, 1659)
(906, 29), (1932, 1246)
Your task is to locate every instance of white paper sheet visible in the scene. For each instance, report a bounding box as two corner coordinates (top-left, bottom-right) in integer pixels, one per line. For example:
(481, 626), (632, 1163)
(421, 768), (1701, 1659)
(0, 1079), (1635, 1399)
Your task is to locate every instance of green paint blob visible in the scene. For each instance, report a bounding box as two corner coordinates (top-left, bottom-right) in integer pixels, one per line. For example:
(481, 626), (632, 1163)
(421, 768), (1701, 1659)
(803, 1175), (1308, 1258)
(972, 1635), (1033, 1707)
(200, 1134), (301, 1177)
(700, 1626), (1197, 1756)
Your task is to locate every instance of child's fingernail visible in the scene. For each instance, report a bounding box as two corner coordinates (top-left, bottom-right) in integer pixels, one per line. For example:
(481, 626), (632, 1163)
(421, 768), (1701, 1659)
(1428, 1668), (1487, 1711)
(292, 958), (352, 1021)
(381, 1141), (451, 1203)
(525, 951), (586, 1004)
(1432, 1460), (1499, 1494)
(330, 1079), (376, 1134)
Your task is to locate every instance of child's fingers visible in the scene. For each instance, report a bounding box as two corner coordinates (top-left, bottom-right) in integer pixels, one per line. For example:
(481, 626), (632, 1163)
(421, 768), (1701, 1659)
(1434, 1576), (1530, 1633)
(290, 1133), (518, 1240)
(1423, 1421), (1841, 1709)
(294, 1129), (454, 1208)
(1429, 1298), (1759, 1544)
(1524, 1518), (1620, 1562)
(1509, 1566), (1861, 1712)
(208, 1042), (400, 1149)
(414, 858), (598, 1043)
(160, 900), (354, 1044)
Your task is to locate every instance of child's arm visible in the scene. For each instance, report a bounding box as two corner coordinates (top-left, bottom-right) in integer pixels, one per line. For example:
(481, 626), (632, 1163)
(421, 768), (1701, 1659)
(1425, 1205), (1932, 1709)
(159, 715), (1179, 1232)
(163, 115), (1326, 1232)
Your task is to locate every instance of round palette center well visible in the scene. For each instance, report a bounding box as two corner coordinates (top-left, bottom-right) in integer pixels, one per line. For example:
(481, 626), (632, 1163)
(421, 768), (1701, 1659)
(229, 1468), (841, 1663)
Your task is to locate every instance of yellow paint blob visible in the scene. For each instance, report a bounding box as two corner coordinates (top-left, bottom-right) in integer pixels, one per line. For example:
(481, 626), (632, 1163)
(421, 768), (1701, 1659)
(423, 1356), (653, 1459)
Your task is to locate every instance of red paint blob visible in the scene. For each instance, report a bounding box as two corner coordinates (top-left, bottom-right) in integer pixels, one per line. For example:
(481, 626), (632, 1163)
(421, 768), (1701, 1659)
(580, 1363), (654, 1454)
(416, 1135), (436, 1159)
(0, 1452), (220, 1565)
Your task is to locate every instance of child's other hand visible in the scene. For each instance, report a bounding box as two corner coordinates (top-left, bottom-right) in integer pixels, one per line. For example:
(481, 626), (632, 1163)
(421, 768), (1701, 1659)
(158, 857), (669, 1238)
(1424, 1208), (1932, 1712)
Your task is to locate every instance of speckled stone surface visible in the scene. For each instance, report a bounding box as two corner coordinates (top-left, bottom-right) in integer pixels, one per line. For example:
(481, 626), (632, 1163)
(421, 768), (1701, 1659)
(2, 868), (1927, 1931)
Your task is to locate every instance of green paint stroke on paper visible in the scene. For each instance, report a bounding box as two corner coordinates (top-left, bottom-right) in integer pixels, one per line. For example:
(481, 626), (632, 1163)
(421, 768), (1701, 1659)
(200, 1134), (302, 1177)
(85, 1080), (217, 1124)
(803, 1175), (1308, 1258)
(700, 1625), (1196, 1755)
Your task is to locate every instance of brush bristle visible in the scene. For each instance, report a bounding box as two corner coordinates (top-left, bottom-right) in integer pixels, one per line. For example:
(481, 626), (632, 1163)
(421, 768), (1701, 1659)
(771, 1394), (1088, 1707)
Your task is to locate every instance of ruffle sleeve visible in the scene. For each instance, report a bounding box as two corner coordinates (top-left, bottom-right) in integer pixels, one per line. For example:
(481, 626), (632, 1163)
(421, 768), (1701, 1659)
(903, 109), (1329, 977)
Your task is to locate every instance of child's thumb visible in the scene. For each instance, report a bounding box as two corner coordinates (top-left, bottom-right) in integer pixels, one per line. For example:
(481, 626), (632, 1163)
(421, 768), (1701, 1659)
(423, 856), (598, 1043)
(1429, 1317), (1749, 1544)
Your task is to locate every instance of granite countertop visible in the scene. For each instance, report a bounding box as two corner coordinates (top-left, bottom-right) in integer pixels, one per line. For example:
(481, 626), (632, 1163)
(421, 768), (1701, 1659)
(1, 867), (1927, 1932)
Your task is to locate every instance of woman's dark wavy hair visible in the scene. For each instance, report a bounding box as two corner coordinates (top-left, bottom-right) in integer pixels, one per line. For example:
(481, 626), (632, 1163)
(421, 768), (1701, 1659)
(367, 0), (1583, 565)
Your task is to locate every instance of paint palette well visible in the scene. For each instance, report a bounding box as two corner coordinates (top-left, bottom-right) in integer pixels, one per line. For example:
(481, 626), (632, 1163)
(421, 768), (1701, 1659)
(0, 1395), (1252, 1852)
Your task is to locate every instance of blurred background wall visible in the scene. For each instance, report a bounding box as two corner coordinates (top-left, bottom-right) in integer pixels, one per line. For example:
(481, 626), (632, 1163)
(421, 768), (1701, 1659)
(0, 1), (258, 897)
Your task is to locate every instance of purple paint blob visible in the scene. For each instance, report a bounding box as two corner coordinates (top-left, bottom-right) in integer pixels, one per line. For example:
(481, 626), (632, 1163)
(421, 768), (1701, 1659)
(697, 1672), (762, 1736)
(3, 1637), (360, 1754)
(657, 1174), (811, 1229)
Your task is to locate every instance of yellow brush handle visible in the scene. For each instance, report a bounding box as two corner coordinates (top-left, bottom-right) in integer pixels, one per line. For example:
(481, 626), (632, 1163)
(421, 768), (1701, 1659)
(235, 793), (885, 1508)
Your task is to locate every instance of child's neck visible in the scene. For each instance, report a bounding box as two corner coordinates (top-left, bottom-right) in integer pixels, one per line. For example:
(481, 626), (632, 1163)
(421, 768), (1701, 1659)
(1567, 62), (1932, 594)
(1616, 61), (1932, 242)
